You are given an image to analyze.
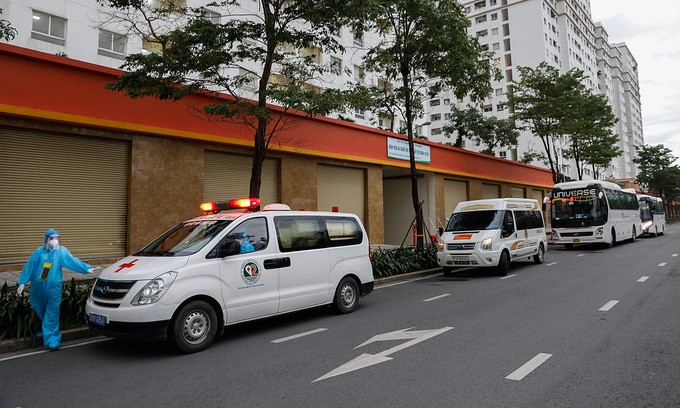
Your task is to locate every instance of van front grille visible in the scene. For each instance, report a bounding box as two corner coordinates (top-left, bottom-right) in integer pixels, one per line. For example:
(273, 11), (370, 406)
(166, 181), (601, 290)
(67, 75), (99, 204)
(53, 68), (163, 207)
(447, 243), (476, 251)
(92, 278), (136, 300)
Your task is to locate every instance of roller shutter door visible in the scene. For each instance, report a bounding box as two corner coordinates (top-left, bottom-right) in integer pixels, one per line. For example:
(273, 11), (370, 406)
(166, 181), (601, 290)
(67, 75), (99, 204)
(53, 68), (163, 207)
(317, 165), (365, 223)
(511, 187), (526, 198)
(0, 127), (129, 264)
(204, 151), (279, 206)
(482, 183), (500, 199)
(444, 180), (467, 217)
(532, 189), (544, 202)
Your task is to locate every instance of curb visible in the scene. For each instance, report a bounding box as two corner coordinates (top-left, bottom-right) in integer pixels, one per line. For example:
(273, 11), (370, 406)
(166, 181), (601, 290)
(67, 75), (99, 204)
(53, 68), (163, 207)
(0, 268), (445, 355)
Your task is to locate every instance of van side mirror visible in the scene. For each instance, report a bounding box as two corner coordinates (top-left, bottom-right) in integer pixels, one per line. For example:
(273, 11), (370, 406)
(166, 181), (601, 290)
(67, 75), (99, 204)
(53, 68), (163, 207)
(438, 227), (444, 236)
(542, 203), (546, 212)
(217, 240), (241, 258)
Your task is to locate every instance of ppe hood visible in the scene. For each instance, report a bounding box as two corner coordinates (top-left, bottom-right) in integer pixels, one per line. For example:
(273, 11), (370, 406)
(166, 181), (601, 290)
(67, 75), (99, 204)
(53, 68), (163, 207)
(99, 256), (189, 280)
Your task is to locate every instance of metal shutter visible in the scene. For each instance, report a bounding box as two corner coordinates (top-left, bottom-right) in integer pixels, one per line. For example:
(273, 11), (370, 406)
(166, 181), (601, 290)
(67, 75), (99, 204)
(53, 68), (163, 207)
(482, 183), (500, 199)
(0, 127), (129, 263)
(444, 180), (467, 218)
(317, 164), (365, 223)
(511, 187), (526, 198)
(204, 151), (279, 206)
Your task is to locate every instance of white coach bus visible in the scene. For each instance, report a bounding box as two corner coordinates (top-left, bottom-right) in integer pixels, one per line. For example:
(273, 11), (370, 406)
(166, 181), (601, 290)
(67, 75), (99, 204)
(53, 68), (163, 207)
(548, 180), (640, 249)
(637, 194), (666, 237)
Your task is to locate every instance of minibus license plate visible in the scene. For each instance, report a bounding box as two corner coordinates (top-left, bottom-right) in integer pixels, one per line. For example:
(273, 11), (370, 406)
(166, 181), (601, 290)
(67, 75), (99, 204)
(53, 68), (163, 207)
(453, 256), (469, 262)
(572, 238), (581, 243)
(88, 313), (107, 326)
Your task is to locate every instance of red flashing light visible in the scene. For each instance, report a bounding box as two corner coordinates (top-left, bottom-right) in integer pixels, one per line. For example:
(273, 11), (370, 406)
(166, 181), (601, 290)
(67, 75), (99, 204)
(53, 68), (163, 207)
(200, 202), (217, 213)
(228, 198), (261, 209)
(332, 206), (339, 212)
(200, 198), (261, 214)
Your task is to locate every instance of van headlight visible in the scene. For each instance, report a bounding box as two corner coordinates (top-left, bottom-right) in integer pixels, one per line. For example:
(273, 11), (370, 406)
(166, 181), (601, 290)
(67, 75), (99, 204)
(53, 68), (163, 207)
(437, 240), (445, 252)
(132, 271), (177, 305)
(480, 239), (493, 251)
(595, 227), (604, 236)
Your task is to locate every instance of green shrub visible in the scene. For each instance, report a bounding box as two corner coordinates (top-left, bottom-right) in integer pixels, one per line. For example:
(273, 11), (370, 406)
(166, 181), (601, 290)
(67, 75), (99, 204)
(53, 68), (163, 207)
(371, 245), (439, 278)
(0, 279), (92, 341)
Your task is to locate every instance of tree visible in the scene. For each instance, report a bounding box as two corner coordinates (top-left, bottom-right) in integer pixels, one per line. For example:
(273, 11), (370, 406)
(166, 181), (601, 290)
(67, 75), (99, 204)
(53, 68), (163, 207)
(1, 8), (18, 42)
(473, 116), (519, 156)
(442, 105), (485, 148)
(362, 0), (498, 247)
(563, 91), (619, 180)
(98, 0), (372, 198)
(508, 62), (588, 183)
(634, 144), (680, 214)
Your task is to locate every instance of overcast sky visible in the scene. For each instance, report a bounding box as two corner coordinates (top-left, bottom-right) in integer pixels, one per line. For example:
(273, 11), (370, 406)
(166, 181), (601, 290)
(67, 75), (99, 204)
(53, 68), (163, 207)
(590, 0), (680, 161)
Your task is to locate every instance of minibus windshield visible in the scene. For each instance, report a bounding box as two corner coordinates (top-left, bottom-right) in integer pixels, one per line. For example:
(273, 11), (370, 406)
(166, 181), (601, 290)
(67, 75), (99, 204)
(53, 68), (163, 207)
(135, 220), (232, 256)
(445, 210), (503, 232)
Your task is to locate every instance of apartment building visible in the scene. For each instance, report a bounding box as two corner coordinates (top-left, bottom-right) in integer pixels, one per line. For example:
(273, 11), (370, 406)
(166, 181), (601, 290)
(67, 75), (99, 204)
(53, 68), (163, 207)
(0, 0), (642, 180)
(429, 0), (643, 180)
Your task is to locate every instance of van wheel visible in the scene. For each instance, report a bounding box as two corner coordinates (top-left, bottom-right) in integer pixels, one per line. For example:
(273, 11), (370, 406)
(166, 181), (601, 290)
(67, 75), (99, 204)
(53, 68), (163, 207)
(564, 244), (574, 250)
(533, 244), (545, 264)
(496, 251), (509, 276)
(443, 267), (455, 277)
(659, 226), (664, 236)
(170, 300), (218, 354)
(333, 277), (359, 314)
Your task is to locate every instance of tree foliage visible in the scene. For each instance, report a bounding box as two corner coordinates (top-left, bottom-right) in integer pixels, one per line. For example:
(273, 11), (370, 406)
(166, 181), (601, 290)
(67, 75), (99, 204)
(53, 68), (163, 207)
(362, 0), (499, 247)
(1, 8), (18, 42)
(443, 105), (485, 148)
(443, 105), (518, 155)
(509, 62), (619, 182)
(634, 144), (680, 207)
(97, 0), (373, 198)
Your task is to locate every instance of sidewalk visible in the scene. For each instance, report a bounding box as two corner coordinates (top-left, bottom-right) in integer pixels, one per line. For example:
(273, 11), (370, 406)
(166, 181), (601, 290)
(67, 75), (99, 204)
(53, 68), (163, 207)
(0, 267), (444, 355)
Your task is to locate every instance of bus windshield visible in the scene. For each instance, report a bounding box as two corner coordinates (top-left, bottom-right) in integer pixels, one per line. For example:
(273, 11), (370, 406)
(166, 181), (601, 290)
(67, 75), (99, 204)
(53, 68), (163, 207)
(446, 210), (504, 232)
(639, 199), (653, 222)
(551, 192), (607, 228)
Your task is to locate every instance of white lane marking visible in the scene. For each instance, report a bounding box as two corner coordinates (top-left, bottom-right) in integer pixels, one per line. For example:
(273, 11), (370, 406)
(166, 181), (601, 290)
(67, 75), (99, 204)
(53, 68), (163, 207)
(599, 300), (620, 312)
(377, 275), (434, 288)
(672, 254), (678, 257)
(576, 254), (585, 257)
(547, 262), (558, 266)
(506, 353), (553, 381)
(271, 328), (327, 344)
(0, 338), (112, 363)
(669, 231), (676, 234)
(659, 263), (667, 267)
(637, 276), (649, 282)
(423, 294), (451, 302)
(500, 274), (517, 280)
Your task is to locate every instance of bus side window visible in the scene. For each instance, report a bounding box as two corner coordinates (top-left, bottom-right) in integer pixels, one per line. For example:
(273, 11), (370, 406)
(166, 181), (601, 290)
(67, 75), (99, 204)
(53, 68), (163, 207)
(501, 211), (515, 238)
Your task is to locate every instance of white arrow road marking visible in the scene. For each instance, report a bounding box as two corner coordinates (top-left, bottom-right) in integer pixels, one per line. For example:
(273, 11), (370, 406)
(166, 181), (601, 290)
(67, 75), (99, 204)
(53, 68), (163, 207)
(271, 328), (327, 344)
(500, 274), (517, 280)
(659, 263), (667, 267)
(637, 276), (649, 282)
(506, 353), (552, 381)
(599, 300), (619, 311)
(423, 294), (450, 302)
(314, 327), (453, 382)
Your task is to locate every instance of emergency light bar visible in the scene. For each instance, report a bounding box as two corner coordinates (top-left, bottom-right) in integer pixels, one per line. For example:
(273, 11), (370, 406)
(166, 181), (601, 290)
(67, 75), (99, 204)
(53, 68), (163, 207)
(200, 198), (261, 214)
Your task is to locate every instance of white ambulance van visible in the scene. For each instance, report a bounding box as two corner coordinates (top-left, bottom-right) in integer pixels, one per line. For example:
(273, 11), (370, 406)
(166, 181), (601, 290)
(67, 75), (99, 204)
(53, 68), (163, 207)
(86, 198), (374, 353)
(437, 198), (547, 276)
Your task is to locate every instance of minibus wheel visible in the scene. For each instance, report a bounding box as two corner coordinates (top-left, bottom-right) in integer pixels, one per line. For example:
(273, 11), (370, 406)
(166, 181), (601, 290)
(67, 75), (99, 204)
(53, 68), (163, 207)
(333, 277), (359, 314)
(496, 251), (509, 276)
(443, 267), (455, 277)
(171, 300), (218, 353)
(533, 244), (545, 264)
(564, 244), (574, 250)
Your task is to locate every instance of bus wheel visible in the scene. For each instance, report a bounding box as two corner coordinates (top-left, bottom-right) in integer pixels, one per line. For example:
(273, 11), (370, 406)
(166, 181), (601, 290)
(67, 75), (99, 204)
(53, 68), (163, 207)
(533, 244), (545, 264)
(653, 226), (658, 237)
(631, 227), (637, 242)
(607, 228), (616, 248)
(496, 251), (509, 276)
(564, 244), (574, 250)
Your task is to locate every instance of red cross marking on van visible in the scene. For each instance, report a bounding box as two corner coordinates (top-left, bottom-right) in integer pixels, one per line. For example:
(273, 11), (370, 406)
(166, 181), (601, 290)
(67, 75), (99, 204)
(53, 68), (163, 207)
(115, 259), (139, 273)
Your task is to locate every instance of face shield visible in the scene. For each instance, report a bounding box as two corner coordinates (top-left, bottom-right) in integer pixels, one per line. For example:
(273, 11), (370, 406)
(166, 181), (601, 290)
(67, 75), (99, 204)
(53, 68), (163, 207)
(47, 234), (60, 250)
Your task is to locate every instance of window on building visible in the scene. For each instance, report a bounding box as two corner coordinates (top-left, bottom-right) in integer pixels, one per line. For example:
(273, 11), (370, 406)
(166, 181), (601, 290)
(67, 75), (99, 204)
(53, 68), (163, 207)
(352, 30), (363, 46)
(491, 28), (499, 36)
(489, 0), (498, 5)
(492, 42), (500, 50)
(31, 10), (66, 45)
(431, 128), (443, 136)
(300, 46), (321, 64)
(495, 88), (503, 96)
(476, 30), (488, 38)
(474, 1), (486, 9)
(496, 103), (504, 111)
(200, 8), (221, 24)
(464, 6), (471, 13)
(483, 104), (493, 112)
(476, 15), (487, 24)
(444, 98), (451, 105)
(142, 36), (163, 54)
(430, 113), (441, 122)
(353, 64), (364, 84)
(491, 13), (498, 20)
(430, 99), (441, 107)
(330, 56), (342, 75)
(98, 30), (127, 59)
(444, 113), (452, 120)
(499, 151), (507, 158)
(354, 108), (365, 119)
(240, 68), (259, 91)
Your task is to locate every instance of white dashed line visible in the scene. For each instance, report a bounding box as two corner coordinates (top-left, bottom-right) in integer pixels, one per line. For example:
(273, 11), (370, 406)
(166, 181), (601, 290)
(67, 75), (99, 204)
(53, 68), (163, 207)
(423, 294), (451, 302)
(637, 276), (649, 282)
(0, 338), (112, 363)
(576, 254), (585, 257)
(547, 262), (558, 266)
(500, 274), (517, 280)
(672, 254), (678, 257)
(271, 328), (327, 344)
(506, 353), (553, 381)
(377, 275), (435, 288)
(599, 300), (619, 312)
(659, 263), (667, 267)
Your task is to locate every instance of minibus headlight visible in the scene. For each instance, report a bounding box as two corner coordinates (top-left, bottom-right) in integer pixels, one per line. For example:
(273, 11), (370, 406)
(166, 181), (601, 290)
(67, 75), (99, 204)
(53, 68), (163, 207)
(437, 240), (445, 252)
(595, 227), (604, 236)
(132, 271), (177, 306)
(480, 239), (493, 251)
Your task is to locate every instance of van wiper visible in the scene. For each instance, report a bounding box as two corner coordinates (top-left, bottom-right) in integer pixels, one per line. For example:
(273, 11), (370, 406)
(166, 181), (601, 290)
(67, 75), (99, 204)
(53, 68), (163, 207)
(154, 251), (175, 256)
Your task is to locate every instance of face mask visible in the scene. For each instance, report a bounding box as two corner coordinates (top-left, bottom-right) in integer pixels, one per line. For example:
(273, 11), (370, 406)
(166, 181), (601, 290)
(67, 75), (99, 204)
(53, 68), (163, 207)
(48, 238), (60, 249)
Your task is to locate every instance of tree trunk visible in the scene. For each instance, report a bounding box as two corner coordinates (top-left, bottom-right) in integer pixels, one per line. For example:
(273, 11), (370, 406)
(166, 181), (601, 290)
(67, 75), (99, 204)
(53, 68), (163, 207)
(249, 121), (267, 199)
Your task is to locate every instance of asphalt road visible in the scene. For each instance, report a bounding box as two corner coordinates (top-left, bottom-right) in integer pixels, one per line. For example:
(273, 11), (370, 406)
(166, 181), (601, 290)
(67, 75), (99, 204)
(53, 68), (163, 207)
(2, 229), (679, 408)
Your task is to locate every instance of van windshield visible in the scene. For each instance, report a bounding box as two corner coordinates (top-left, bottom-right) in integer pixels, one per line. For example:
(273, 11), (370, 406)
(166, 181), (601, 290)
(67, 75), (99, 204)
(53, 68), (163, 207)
(135, 220), (232, 256)
(445, 210), (503, 232)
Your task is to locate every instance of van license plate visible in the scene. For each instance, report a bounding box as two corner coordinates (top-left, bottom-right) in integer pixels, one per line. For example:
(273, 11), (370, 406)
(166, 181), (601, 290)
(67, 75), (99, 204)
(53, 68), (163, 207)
(572, 238), (581, 243)
(88, 313), (107, 327)
(452, 256), (469, 262)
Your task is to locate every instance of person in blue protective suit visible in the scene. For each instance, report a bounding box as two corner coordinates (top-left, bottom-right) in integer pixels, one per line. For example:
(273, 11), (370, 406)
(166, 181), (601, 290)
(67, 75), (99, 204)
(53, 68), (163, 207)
(16, 229), (94, 350)
(237, 231), (254, 253)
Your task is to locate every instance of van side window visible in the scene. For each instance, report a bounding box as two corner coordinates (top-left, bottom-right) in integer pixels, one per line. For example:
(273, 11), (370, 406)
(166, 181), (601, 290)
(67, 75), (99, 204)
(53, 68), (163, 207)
(275, 217), (327, 252)
(325, 218), (363, 247)
(207, 217), (268, 258)
(515, 210), (544, 230)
